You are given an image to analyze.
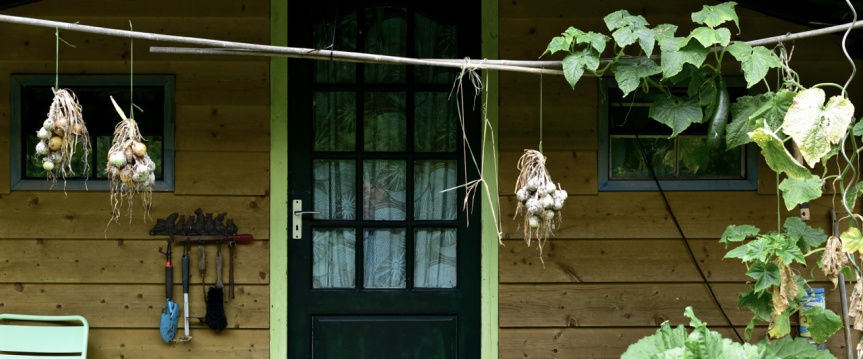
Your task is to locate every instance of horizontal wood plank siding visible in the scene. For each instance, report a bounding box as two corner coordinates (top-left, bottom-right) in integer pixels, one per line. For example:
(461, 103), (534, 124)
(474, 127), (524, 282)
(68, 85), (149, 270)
(498, 0), (859, 357)
(0, 1), (271, 357)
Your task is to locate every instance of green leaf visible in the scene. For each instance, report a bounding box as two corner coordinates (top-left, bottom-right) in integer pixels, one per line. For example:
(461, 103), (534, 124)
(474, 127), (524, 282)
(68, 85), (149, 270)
(604, 10), (647, 31)
(744, 316), (761, 340)
(620, 321), (688, 359)
(801, 307), (843, 344)
(725, 41), (752, 62)
(777, 175), (823, 211)
(841, 227), (863, 255)
(741, 46), (781, 88)
(738, 288), (773, 320)
(767, 336), (839, 358)
(720, 224), (760, 246)
(612, 25), (656, 56)
(751, 89), (796, 132)
(783, 217), (828, 253)
(543, 36), (570, 56)
(681, 26), (732, 49)
(726, 94), (769, 148)
(612, 58), (661, 97)
(649, 94), (702, 137)
(561, 49), (600, 89)
(746, 261), (780, 291)
(853, 120), (863, 136)
(770, 233), (806, 265)
(749, 125), (812, 179)
(653, 23), (678, 42)
(783, 88), (856, 167)
(769, 310), (791, 338)
(660, 37), (709, 80)
(576, 31), (610, 54)
(691, 1), (740, 32)
(725, 237), (769, 263)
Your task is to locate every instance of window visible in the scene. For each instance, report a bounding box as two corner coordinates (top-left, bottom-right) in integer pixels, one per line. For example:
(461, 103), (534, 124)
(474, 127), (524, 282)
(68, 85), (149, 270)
(598, 77), (758, 191)
(10, 74), (175, 191)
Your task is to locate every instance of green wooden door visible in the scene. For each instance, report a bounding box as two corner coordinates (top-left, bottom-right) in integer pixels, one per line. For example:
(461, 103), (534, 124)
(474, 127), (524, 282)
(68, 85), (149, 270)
(287, 1), (481, 358)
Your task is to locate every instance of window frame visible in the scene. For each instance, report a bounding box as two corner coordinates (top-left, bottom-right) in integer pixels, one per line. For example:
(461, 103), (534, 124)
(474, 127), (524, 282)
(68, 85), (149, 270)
(10, 74), (175, 191)
(597, 77), (759, 191)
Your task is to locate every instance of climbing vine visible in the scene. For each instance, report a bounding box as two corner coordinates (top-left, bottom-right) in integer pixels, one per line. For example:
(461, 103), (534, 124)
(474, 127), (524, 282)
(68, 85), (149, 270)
(547, 1), (860, 354)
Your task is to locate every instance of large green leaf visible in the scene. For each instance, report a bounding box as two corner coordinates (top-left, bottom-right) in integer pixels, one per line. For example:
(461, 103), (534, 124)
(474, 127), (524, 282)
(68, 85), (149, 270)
(738, 288), (773, 320)
(769, 310), (791, 338)
(660, 37), (709, 80)
(604, 9), (648, 30)
(648, 94), (702, 137)
(727, 94), (769, 148)
(853, 120), (863, 136)
(680, 26), (731, 49)
(726, 237), (769, 263)
(801, 307), (843, 344)
(576, 31), (610, 54)
(543, 36), (570, 56)
(603, 10), (655, 55)
(749, 125), (811, 179)
(771, 233), (806, 265)
(767, 336), (838, 358)
(720, 224), (760, 246)
(777, 175), (823, 211)
(620, 321), (688, 359)
(746, 261), (780, 291)
(652, 23), (678, 42)
(783, 217), (828, 253)
(841, 227), (863, 254)
(725, 41), (752, 62)
(691, 1), (740, 32)
(751, 89), (796, 132)
(783, 88), (856, 167)
(561, 49), (600, 89)
(613, 58), (662, 97)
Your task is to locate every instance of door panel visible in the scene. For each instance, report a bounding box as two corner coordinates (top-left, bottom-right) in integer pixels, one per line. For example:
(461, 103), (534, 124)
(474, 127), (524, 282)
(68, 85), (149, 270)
(288, 1), (480, 358)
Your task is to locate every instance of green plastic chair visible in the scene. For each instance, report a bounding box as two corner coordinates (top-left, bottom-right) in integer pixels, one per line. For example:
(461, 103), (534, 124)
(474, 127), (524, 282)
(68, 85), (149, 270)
(0, 313), (89, 358)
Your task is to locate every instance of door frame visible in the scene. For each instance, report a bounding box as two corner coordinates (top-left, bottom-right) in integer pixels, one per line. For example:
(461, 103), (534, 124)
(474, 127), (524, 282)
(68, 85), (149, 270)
(268, 0), (499, 357)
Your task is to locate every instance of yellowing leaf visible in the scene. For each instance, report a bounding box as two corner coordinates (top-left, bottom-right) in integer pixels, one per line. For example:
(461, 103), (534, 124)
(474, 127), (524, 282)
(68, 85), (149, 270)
(748, 125), (811, 179)
(782, 88), (856, 167)
(768, 310), (791, 338)
(841, 227), (863, 255)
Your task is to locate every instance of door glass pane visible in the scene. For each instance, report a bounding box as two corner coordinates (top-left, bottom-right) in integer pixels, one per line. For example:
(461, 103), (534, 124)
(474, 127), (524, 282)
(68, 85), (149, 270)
(415, 14), (457, 84)
(415, 92), (457, 152)
(313, 228), (357, 289)
(314, 11), (357, 84)
(414, 160), (457, 220)
(313, 160), (356, 220)
(364, 92), (406, 152)
(415, 228), (457, 288)
(364, 6), (407, 83)
(364, 228), (407, 288)
(609, 136), (674, 178)
(678, 136), (743, 178)
(363, 160), (406, 220)
(314, 92), (357, 152)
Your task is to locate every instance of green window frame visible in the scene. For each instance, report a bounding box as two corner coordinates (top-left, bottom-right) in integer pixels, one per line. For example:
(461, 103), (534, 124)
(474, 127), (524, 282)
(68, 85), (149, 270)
(10, 74), (175, 191)
(597, 77), (758, 191)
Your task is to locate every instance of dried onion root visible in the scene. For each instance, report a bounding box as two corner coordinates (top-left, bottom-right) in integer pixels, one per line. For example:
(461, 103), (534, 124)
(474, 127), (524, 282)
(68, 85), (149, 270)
(35, 88), (91, 186)
(513, 149), (568, 258)
(105, 96), (155, 225)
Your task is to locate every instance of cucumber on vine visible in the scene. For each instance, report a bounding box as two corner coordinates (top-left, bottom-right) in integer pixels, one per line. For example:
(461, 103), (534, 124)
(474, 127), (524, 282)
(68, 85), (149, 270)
(706, 76), (730, 150)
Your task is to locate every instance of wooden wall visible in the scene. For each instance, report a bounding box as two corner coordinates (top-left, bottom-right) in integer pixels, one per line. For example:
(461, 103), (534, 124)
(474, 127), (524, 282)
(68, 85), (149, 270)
(0, 1), (271, 357)
(497, 1), (863, 358)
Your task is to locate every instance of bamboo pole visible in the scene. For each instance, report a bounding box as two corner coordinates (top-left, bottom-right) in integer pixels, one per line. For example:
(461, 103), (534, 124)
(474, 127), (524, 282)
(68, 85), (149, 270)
(0, 13), (861, 74)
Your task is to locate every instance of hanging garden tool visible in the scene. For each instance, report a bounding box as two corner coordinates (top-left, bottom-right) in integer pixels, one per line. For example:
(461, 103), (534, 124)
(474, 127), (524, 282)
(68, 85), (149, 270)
(173, 241), (193, 342)
(158, 212), (179, 343)
(37, 28), (91, 186)
(205, 241), (228, 331)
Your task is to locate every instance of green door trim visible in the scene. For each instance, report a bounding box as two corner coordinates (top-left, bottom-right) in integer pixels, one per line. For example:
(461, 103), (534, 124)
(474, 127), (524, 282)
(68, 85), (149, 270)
(268, 0), (499, 357)
(269, 0), (289, 357)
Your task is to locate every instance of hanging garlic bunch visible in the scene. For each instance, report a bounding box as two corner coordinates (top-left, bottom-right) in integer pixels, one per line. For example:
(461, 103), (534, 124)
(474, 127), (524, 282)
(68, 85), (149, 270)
(35, 88), (91, 184)
(106, 96), (155, 225)
(514, 149), (568, 257)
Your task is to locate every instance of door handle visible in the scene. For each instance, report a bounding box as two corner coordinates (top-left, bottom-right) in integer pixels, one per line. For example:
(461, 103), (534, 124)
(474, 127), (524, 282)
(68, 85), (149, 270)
(291, 200), (319, 239)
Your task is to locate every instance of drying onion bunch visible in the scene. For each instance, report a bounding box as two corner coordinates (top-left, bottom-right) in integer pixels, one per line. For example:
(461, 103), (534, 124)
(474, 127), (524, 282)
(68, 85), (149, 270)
(106, 96), (155, 224)
(35, 88), (91, 184)
(514, 149), (568, 255)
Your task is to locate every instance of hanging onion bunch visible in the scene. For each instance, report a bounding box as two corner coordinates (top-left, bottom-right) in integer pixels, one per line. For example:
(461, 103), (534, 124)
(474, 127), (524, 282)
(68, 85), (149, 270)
(106, 96), (155, 224)
(514, 149), (568, 256)
(35, 88), (91, 184)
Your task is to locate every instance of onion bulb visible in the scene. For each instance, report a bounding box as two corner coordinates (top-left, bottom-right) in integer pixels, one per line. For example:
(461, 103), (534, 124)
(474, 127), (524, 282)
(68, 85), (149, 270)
(55, 117), (68, 131)
(540, 194), (554, 209)
(131, 141), (147, 158)
(526, 177), (539, 192)
(42, 119), (55, 131)
(545, 182), (556, 194)
(543, 210), (555, 220)
(48, 136), (63, 151)
(35, 141), (49, 155)
(42, 159), (54, 171)
(516, 188), (529, 202)
(554, 189), (568, 201)
(37, 127), (51, 140)
(553, 199), (564, 210)
(528, 216), (540, 228)
(109, 151), (126, 167)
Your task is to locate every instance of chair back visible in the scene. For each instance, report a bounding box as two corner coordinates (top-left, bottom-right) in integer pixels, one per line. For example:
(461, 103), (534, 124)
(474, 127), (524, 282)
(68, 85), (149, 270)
(0, 314), (89, 358)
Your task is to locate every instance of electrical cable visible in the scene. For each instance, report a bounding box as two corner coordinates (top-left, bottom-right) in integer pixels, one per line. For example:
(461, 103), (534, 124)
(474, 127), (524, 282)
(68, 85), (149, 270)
(632, 132), (745, 343)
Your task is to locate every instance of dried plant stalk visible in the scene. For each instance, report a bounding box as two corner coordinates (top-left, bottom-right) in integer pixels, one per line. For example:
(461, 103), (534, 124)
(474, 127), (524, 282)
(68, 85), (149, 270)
(849, 279), (863, 331)
(35, 88), (91, 186)
(513, 149), (568, 258)
(105, 96), (155, 227)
